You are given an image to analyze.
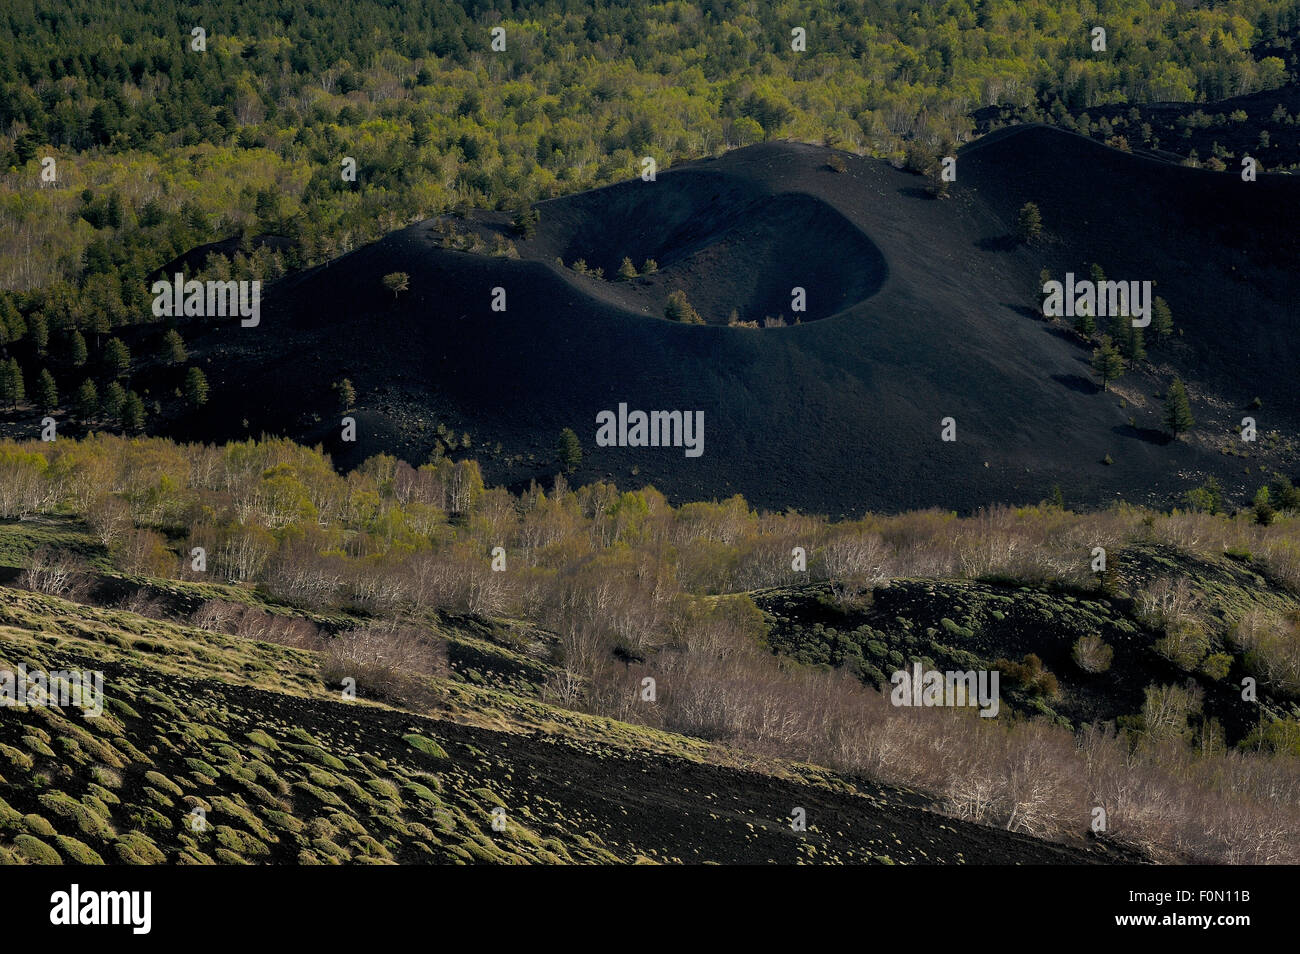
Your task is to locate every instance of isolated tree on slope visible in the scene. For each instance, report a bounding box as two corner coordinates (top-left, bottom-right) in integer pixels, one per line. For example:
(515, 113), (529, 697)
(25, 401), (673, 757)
(557, 427), (582, 473)
(382, 272), (410, 300)
(335, 378), (356, 411)
(1016, 201), (1043, 242)
(665, 290), (703, 324)
(184, 367), (210, 407)
(1152, 297), (1174, 339)
(1163, 377), (1195, 437)
(162, 329), (188, 365)
(1091, 335), (1123, 390)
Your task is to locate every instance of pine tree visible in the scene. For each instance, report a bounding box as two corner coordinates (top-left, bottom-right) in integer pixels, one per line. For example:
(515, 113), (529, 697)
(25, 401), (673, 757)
(1152, 296), (1173, 338)
(382, 272), (410, 300)
(75, 379), (98, 420)
(0, 296), (21, 345)
(1016, 201), (1042, 242)
(162, 329), (187, 365)
(557, 428), (582, 473)
(103, 337), (131, 379)
(35, 369), (58, 411)
(68, 330), (87, 367)
(618, 257), (638, 280)
(102, 381), (126, 422)
(122, 391), (145, 431)
(184, 367), (209, 407)
(335, 378), (356, 411)
(1163, 377), (1195, 436)
(29, 311), (48, 355)
(1073, 299), (1096, 336)
(6, 359), (24, 407)
(665, 290), (703, 324)
(1091, 335), (1124, 390)
(1118, 320), (1146, 363)
(512, 207), (539, 238)
(0, 359), (14, 407)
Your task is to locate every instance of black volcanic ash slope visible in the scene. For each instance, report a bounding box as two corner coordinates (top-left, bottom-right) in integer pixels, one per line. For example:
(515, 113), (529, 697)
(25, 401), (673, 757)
(168, 129), (1300, 516)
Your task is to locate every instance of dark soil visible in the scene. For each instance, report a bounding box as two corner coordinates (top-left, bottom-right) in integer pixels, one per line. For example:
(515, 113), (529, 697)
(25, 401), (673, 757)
(122, 131), (1299, 518)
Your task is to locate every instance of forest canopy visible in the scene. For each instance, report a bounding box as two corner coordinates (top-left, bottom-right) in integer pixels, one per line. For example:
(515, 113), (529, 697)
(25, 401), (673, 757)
(0, 0), (1296, 358)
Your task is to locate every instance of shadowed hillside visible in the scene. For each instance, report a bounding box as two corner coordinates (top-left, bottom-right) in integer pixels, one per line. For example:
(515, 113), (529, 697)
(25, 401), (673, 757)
(154, 129), (1300, 517)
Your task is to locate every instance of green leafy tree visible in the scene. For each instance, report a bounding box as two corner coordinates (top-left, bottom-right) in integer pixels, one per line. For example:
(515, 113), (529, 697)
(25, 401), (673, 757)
(1185, 476), (1222, 513)
(1163, 377), (1195, 436)
(641, 259), (658, 274)
(75, 379), (98, 420)
(1091, 335), (1124, 390)
(1269, 473), (1300, 512)
(1016, 201), (1043, 242)
(618, 257), (638, 280)
(557, 427), (582, 473)
(184, 367), (210, 407)
(382, 272), (410, 300)
(1253, 486), (1275, 526)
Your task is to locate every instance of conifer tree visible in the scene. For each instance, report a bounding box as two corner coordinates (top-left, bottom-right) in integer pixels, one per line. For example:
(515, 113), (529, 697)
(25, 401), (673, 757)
(1091, 335), (1123, 390)
(1163, 377), (1195, 436)
(75, 379), (98, 420)
(35, 369), (58, 411)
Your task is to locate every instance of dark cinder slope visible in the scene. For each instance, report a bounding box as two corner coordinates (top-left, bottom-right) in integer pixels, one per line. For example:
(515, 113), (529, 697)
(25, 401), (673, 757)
(169, 130), (1300, 516)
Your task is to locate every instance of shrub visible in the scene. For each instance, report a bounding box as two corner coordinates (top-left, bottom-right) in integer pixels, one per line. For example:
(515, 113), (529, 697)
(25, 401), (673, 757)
(1072, 635), (1113, 673)
(320, 622), (447, 707)
(994, 653), (1060, 698)
(402, 734), (448, 759)
(13, 834), (61, 864)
